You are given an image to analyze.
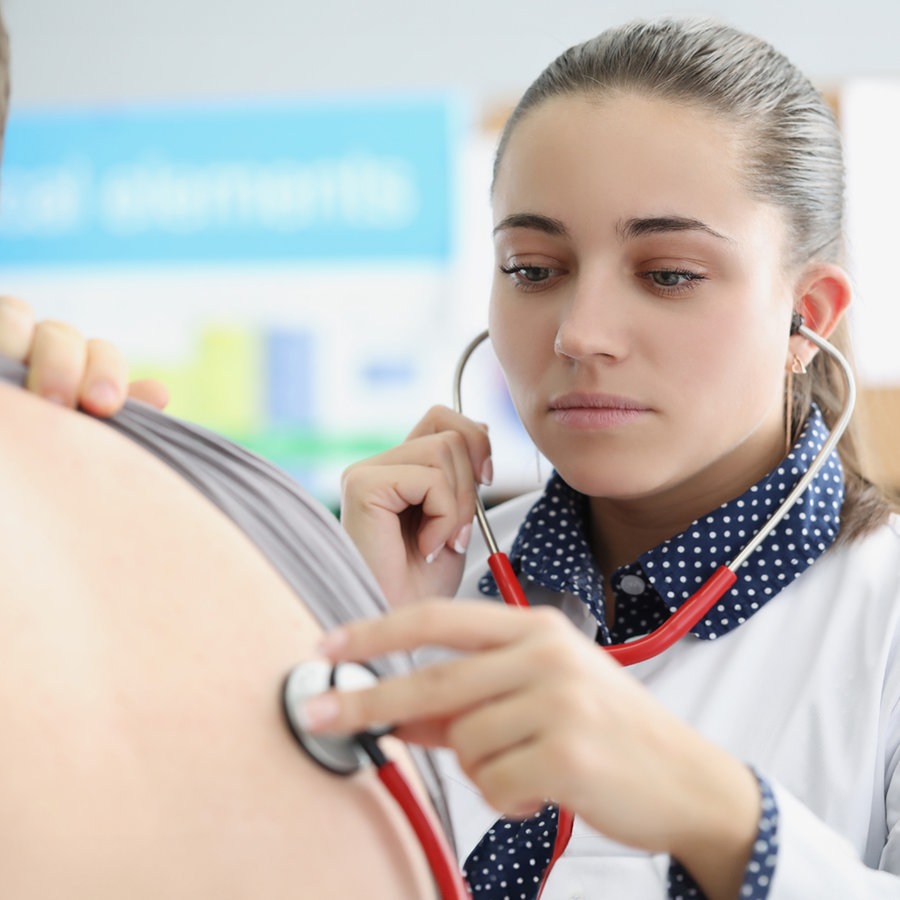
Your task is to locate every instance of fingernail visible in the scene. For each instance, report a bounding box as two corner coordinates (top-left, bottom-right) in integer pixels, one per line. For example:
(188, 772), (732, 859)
(298, 693), (340, 732)
(480, 459), (494, 486)
(452, 522), (472, 554)
(425, 543), (445, 564)
(316, 628), (348, 658)
(86, 380), (118, 411)
(43, 392), (67, 407)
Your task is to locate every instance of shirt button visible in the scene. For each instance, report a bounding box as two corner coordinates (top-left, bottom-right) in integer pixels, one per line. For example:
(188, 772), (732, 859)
(619, 574), (646, 595)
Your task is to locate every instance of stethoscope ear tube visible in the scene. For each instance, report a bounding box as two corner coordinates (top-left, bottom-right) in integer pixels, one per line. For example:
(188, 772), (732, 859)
(487, 552), (529, 607)
(605, 566), (737, 665)
(449, 323), (856, 889)
(452, 324), (856, 659)
(296, 322), (851, 899)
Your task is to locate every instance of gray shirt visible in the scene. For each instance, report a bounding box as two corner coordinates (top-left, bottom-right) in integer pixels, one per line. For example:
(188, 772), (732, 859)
(0, 354), (449, 833)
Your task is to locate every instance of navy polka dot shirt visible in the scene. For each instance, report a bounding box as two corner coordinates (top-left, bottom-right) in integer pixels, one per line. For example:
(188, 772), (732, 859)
(467, 406), (843, 899)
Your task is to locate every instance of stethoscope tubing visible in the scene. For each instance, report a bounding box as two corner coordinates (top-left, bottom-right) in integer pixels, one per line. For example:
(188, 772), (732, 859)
(360, 732), (471, 900)
(287, 322), (856, 900)
(453, 323), (855, 663)
(452, 322), (856, 890)
(283, 662), (471, 899)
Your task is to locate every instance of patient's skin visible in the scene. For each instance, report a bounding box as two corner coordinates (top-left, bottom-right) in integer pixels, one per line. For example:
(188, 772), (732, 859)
(0, 382), (437, 899)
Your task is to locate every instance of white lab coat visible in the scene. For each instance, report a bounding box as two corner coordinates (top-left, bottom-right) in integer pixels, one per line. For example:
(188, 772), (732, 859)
(438, 491), (900, 899)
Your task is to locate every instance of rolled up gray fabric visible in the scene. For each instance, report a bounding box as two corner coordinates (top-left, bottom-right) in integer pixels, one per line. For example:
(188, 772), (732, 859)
(0, 354), (450, 837)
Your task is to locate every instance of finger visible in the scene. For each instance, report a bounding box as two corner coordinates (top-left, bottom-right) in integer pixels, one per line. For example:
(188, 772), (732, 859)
(420, 430), (479, 548)
(341, 427), (483, 562)
(304, 607), (574, 736)
(325, 601), (570, 661)
(127, 378), (170, 410)
(468, 738), (559, 818)
(311, 603), (620, 737)
(0, 296), (36, 361)
(407, 405), (493, 486)
(347, 430), (473, 500)
(448, 688), (545, 774)
(79, 338), (129, 416)
(342, 459), (469, 564)
(386, 720), (452, 748)
(25, 320), (89, 407)
(326, 642), (532, 735)
(369, 430), (481, 556)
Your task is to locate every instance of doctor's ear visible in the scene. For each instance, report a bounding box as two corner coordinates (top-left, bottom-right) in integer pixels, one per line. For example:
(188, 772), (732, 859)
(788, 262), (852, 369)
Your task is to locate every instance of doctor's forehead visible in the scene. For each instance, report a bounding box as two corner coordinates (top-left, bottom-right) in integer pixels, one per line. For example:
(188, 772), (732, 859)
(489, 99), (772, 251)
(495, 94), (743, 187)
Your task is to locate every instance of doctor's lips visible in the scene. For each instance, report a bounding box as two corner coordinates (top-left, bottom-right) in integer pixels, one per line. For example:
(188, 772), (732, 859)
(549, 392), (651, 429)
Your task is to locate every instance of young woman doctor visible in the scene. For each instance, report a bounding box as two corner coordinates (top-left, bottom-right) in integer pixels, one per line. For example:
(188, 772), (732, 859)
(7, 17), (900, 900)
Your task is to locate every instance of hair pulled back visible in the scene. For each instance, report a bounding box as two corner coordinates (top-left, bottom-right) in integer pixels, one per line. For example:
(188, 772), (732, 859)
(493, 17), (892, 540)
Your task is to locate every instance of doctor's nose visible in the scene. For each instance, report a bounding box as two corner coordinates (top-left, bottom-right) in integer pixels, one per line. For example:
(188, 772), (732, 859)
(553, 292), (629, 362)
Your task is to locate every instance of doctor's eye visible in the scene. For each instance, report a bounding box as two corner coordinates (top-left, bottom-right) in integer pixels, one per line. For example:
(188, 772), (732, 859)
(640, 268), (707, 296)
(498, 263), (563, 292)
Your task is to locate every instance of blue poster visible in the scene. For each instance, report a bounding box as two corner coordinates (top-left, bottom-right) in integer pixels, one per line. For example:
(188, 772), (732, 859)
(0, 95), (458, 266)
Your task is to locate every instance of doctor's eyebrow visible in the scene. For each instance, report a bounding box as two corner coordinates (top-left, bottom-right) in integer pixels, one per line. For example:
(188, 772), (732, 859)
(492, 213), (568, 237)
(617, 215), (734, 243)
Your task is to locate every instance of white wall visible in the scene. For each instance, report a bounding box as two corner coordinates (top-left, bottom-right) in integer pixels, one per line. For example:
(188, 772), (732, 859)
(5, 0), (899, 110)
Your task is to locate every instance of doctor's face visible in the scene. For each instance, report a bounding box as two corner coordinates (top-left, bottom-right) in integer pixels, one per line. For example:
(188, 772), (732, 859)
(489, 92), (796, 515)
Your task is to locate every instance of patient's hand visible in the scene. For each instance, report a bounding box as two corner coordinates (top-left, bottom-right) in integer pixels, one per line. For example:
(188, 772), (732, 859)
(0, 295), (168, 415)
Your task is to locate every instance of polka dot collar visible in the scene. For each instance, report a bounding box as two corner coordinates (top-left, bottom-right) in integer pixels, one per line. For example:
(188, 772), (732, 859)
(478, 406), (844, 644)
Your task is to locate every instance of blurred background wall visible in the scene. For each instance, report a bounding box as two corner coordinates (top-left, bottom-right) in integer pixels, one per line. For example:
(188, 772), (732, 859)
(3, 0), (900, 506)
(6, 0), (900, 104)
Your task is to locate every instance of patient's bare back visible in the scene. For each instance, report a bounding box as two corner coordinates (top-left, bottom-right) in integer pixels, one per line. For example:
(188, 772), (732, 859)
(0, 382), (436, 899)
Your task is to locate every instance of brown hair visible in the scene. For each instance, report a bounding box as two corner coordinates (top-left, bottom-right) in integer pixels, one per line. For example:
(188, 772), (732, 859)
(493, 16), (894, 542)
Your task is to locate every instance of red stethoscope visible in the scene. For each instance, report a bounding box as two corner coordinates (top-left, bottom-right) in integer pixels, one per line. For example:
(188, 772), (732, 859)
(283, 315), (854, 899)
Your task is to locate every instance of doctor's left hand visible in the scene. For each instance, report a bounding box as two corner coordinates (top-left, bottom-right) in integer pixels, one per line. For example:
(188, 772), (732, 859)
(302, 600), (761, 899)
(0, 295), (169, 415)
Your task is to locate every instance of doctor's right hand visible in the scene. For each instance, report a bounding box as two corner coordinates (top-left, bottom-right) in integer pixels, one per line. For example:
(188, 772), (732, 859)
(341, 404), (493, 609)
(0, 296), (169, 416)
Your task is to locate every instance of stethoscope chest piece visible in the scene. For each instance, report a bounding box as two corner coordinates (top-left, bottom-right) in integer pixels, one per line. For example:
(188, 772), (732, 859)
(282, 660), (379, 775)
